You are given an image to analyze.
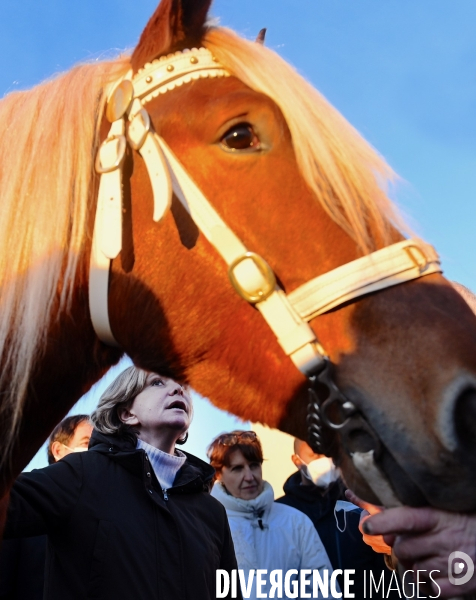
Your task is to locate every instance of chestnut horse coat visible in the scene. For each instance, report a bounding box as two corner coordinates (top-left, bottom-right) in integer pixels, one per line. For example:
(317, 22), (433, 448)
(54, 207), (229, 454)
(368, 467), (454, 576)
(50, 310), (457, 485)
(4, 431), (239, 600)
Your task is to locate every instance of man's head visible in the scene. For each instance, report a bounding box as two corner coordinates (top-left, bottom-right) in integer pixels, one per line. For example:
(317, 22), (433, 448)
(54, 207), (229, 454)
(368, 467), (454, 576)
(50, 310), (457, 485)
(292, 438), (339, 488)
(47, 415), (93, 464)
(292, 438), (321, 469)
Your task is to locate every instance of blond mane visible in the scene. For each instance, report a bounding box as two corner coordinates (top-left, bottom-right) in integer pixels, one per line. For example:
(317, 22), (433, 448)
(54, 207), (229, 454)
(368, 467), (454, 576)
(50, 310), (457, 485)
(0, 57), (129, 459)
(204, 27), (408, 252)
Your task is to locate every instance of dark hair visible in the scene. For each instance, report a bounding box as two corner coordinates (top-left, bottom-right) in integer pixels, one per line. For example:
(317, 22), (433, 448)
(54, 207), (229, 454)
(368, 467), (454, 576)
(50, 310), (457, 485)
(47, 414), (90, 464)
(207, 430), (264, 480)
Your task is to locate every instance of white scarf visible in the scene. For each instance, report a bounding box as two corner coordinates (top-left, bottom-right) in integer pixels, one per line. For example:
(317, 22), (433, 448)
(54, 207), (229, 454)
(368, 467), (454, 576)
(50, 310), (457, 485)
(211, 480), (274, 526)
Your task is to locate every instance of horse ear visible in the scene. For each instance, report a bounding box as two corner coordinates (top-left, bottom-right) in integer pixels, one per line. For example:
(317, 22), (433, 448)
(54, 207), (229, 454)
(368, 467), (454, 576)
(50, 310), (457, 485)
(131, 0), (213, 72)
(256, 28), (267, 45)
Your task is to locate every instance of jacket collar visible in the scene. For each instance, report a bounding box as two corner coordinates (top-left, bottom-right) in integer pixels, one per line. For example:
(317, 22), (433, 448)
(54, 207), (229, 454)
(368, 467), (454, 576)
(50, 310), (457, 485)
(211, 480), (274, 519)
(89, 429), (215, 491)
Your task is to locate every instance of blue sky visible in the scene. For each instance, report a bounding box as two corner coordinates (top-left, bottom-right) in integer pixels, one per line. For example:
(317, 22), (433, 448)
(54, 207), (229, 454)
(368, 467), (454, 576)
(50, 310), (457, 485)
(2, 1), (475, 467)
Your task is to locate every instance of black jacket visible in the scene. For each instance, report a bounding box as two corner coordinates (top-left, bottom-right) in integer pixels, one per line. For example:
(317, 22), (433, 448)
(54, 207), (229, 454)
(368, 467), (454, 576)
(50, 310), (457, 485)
(0, 535), (46, 600)
(276, 472), (399, 600)
(4, 431), (239, 600)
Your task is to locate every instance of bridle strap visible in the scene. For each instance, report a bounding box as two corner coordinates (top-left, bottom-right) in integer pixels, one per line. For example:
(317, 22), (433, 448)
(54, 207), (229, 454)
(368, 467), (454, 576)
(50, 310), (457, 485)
(155, 135), (327, 374)
(89, 48), (443, 375)
(289, 239), (441, 321)
(89, 117), (126, 346)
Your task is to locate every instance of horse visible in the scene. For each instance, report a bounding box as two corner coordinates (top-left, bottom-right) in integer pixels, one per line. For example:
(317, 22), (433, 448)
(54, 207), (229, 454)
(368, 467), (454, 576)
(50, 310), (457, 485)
(1, 0), (476, 530)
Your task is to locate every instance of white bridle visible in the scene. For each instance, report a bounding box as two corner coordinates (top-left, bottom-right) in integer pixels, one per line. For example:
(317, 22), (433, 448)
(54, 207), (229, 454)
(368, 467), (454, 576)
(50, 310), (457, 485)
(90, 47), (442, 377)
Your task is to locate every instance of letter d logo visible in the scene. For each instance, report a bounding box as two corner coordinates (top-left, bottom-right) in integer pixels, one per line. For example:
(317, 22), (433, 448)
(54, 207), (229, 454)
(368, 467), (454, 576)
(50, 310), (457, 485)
(448, 551), (474, 586)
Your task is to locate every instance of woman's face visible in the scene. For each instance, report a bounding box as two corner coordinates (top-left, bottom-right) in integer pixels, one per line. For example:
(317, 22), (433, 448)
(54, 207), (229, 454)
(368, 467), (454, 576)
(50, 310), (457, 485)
(126, 373), (192, 438)
(218, 449), (264, 500)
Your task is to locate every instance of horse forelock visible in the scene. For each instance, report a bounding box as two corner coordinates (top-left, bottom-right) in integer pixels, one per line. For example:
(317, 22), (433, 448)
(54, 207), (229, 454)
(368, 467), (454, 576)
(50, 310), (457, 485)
(203, 27), (411, 254)
(0, 56), (129, 461)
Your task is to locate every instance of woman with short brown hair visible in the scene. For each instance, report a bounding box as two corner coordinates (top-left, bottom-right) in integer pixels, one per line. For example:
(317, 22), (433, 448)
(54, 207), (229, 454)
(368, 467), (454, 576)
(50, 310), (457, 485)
(208, 430), (338, 600)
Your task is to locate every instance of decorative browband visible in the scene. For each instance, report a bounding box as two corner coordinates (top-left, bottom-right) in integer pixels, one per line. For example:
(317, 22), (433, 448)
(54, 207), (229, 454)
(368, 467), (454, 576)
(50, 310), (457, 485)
(105, 48), (230, 124)
(134, 48), (229, 107)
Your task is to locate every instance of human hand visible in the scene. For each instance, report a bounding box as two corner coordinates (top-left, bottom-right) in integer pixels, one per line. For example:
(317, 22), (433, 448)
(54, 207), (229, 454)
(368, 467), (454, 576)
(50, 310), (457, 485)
(344, 489), (393, 555)
(362, 505), (476, 598)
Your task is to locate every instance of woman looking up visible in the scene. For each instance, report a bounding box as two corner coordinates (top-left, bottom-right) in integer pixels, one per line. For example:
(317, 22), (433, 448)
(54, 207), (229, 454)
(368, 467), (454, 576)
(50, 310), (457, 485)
(4, 367), (240, 600)
(208, 430), (338, 600)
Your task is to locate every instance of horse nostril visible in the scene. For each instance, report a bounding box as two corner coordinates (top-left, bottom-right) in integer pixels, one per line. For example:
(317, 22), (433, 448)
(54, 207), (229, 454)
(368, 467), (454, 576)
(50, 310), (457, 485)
(454, 387), (476, 448)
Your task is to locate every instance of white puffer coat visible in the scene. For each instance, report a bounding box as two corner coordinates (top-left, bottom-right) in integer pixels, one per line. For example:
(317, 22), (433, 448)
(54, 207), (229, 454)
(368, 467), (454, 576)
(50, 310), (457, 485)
(212, 481), (339, 599)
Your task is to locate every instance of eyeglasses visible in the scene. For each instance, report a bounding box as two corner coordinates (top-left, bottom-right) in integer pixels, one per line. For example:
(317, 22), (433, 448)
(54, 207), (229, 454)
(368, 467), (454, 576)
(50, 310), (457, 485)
(215, 431), (258, 446)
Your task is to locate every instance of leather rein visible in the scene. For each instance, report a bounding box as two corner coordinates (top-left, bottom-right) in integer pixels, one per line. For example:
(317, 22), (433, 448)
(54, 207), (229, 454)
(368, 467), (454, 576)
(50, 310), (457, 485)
(90, 48), (442, 506)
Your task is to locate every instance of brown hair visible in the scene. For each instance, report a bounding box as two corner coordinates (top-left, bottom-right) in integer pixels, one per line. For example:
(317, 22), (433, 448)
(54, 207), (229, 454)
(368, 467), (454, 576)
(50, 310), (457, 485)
(207, 430), (264, 480)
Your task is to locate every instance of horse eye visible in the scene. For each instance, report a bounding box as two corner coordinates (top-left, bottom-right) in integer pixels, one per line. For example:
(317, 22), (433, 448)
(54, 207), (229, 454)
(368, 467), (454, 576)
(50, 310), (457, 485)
(221, 124), (260, 151)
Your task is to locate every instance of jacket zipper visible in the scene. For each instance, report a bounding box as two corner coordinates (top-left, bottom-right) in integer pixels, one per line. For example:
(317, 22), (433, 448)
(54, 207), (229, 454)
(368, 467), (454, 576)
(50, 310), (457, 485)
(162, 488), (169, 501)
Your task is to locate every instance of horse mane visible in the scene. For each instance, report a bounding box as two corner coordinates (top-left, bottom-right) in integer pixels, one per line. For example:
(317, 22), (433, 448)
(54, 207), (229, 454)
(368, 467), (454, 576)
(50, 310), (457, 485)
(0, 56), (130, 456)
(203, 27), (409, 252)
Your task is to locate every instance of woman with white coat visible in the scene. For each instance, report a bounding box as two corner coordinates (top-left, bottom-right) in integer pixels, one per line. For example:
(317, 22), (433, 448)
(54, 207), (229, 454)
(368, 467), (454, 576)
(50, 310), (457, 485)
(208, 431), (340, 600)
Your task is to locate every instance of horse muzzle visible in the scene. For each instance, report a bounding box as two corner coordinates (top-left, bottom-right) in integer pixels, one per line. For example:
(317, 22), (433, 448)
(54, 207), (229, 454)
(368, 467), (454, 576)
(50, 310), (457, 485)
(308, 365), (476, 511)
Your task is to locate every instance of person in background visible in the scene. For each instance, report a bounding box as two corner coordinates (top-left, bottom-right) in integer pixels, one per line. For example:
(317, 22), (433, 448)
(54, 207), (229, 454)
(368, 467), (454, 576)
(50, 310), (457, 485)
(47, 414), (93, 463)
(276, 439), (400, 598)
(0, 414), (92, 600)
(3, 367), (239, 600)
(208, 430), (338, 600)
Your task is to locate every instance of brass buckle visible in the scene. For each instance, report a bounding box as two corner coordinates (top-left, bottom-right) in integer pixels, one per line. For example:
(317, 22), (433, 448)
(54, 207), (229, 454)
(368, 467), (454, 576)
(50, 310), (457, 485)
(404, 244), (428, 272)
(228, 252), (276, 304)
(95, 135), (127, 174)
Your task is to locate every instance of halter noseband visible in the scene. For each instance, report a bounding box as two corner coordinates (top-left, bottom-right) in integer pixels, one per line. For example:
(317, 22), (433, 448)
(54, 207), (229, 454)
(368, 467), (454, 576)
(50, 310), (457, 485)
(90, 48), (442, 506)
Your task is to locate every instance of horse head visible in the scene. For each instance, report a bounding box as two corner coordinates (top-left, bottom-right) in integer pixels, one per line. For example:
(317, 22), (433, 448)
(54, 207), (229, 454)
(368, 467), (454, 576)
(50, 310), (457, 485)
(1, 0), (476, 514)
(102, 0), (476, 510)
